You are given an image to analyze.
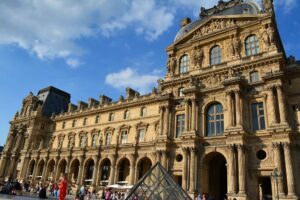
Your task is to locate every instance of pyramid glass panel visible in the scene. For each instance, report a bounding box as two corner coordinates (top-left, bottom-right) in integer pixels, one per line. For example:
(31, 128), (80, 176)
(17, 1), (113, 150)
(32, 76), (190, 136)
(125, 162), (192, 200)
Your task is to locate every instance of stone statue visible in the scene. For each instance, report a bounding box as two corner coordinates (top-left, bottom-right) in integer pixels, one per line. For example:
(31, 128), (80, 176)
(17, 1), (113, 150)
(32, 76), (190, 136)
(39, 140), (43, 149)
(263, 0), (273, 13)
(267, 26), (275, 44)
(262, 28), (270, 46)
(192, 46), (204, 68)
(228, 67), (236, 78)
(232, 36), (241, 56)
(167, 54), (175, 76)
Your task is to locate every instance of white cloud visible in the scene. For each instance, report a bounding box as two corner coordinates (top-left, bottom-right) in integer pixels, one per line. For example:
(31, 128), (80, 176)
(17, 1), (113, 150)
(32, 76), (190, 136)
(105, 67), (162, 94)
(0, 0), (296, 67)
(66, 58), (83, 69)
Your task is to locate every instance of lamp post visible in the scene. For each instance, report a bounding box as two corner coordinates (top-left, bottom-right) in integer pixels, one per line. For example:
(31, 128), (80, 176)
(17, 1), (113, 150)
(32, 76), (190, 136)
(271, 168), (281, 200)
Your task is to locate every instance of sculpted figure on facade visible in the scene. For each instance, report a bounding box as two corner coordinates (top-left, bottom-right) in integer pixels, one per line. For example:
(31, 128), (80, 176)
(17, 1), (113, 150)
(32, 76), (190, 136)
(194, 19), (235, 38)
(267, 25), (275, 45)
(263, 0), (273, 13)
(167, 54), (176, 76)
(261, 26), (271, 47)
(191, 45), (204, 68)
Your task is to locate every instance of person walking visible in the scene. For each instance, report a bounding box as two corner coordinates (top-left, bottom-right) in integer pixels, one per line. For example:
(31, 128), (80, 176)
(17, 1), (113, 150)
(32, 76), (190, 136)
(59, 174), (67, 200)
(105, 188), (112, 200)
(79, 185), (86, 200)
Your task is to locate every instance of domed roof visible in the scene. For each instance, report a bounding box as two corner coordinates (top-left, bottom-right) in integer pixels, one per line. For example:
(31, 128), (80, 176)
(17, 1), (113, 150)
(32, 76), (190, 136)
(174, 1), (261, 42)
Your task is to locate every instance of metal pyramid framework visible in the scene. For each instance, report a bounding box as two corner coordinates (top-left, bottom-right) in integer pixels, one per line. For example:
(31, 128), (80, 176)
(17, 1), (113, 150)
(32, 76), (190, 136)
(125, 162), (192, 200)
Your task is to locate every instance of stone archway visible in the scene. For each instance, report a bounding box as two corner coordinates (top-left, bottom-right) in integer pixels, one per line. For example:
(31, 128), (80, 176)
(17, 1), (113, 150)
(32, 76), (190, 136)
(36, 160), (45, 179)
(69, 159), (80, 184)
(27, 160), (35, 178)
(99, 159), (111, 186)
(56, 159), (67, 181)
(137, 157), (152, 180)
(117, 158), (130, 183)
(46, 159), (55, 181)
(83, 159), (94, 185)
(202, 152), (227, 200)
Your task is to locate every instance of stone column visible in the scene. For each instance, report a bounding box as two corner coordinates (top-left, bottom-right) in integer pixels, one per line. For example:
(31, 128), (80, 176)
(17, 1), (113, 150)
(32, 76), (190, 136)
(129, 154), (137, 185)
(92, 156), (99, 186)
(0, 155), (8, 178)
(8, 156), (17, 179)
(182, 148), (188, 191)
(189, 148), (196, 193)
(76, 156), (84, 185)
(283, 143), (296, 196)
(156, 151), (161, 164)
(21, 156), (30, 180)
(13, 134), (23, 152)
(185, 100), (190, 132)
(161, 151), (168, 170)
(226, 91), (233, 127)
(272, 143), (284, 196)
(191, 99), (197, 131)
(32, 159), (39, 180)
(237, 145), (246, 194)
(53, 157), (59, 182)
(276, 85), (288, 124)
(163, 106), (170, 136)
(109, 155), (117, 185)
(234, 90), (242, 126)
(267, 87), (277, 125)
(41, 158), (49, 182)
(228, 145), (236, 194)
(159, 106), (164, 135)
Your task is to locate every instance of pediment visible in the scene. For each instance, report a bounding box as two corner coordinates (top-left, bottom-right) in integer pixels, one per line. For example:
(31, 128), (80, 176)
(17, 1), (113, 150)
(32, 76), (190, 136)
(174, 16), (260, 46)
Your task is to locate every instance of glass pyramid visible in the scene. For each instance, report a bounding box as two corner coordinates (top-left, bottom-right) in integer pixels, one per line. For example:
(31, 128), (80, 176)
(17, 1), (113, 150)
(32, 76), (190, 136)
(125, 162), (192, 200)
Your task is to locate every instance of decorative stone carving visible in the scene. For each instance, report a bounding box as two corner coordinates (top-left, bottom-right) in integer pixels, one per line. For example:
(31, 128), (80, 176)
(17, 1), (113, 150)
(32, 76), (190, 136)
(203, 73), (226, 88)
(194, 19), (235, 38)
(261, 27), (270, 47)
(191, 45), (204, 68)
(267, 26), (275, 45)
(230, 35), (241, 57)
(262, 0), (273, 13)
(166, 53), (176, 76)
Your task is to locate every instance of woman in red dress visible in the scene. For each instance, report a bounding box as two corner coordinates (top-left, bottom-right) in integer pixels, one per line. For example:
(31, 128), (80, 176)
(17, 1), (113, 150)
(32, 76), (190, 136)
(59, 174), (68, 200)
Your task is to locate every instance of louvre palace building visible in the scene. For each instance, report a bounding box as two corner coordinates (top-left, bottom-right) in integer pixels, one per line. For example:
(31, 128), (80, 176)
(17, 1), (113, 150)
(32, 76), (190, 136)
(1, 0), (300, 199)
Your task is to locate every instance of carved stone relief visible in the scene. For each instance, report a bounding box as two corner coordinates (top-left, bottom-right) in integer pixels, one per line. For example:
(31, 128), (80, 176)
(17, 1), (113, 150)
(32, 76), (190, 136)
(191, 45), (204, 68)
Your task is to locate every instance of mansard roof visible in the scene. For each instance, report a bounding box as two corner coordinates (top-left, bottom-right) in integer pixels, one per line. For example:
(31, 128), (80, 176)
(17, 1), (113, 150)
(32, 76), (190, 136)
(174, 0), (261, 42)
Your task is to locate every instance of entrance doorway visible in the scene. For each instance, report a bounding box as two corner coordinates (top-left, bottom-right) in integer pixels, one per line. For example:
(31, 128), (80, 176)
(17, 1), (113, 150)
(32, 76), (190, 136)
(258, 177), (272, 200)
(203, 153), (227, 200)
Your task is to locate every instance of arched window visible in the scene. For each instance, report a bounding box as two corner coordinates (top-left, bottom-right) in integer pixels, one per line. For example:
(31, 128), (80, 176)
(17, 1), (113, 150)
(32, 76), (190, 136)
(72, 120), (76, 127)
(178, 87), (184, 97)
(105, 132), (112, 145)
(210, 45), (222, 65)
(179, 55), (189, 74)
(101, 160), (111, 181)
(83, 118), (88, 126)
(250, 71), (259, 82)
(80, 135), (86, 147)
(62, 122), (66, 129)
(95, 115), (100, 124)
(108, 113), (114, 122)
(245, 35), (260, 56)
(206, 103), (224, 136)
(121, 130), (128, 144)
(92, 134), (97, 147)
(141, 107), (147, 117)
(124, 110), (129, 119)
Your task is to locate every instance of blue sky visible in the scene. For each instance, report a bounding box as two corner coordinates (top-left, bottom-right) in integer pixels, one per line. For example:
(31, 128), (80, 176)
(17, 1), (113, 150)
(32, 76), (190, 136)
(0, 0), (299, 146)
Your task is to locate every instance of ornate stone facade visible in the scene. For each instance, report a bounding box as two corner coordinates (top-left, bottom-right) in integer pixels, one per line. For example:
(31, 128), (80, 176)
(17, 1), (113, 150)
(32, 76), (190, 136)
(1, 1), (300, 200)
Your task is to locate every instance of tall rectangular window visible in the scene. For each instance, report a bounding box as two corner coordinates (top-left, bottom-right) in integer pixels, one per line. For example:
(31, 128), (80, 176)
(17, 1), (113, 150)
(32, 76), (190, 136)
(176, 114), (185, 138)
(251, 102), (266, 131)
(138, 129), (145, 142)
(105, 133), (111, 145)
(121, 130), (127, 144)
